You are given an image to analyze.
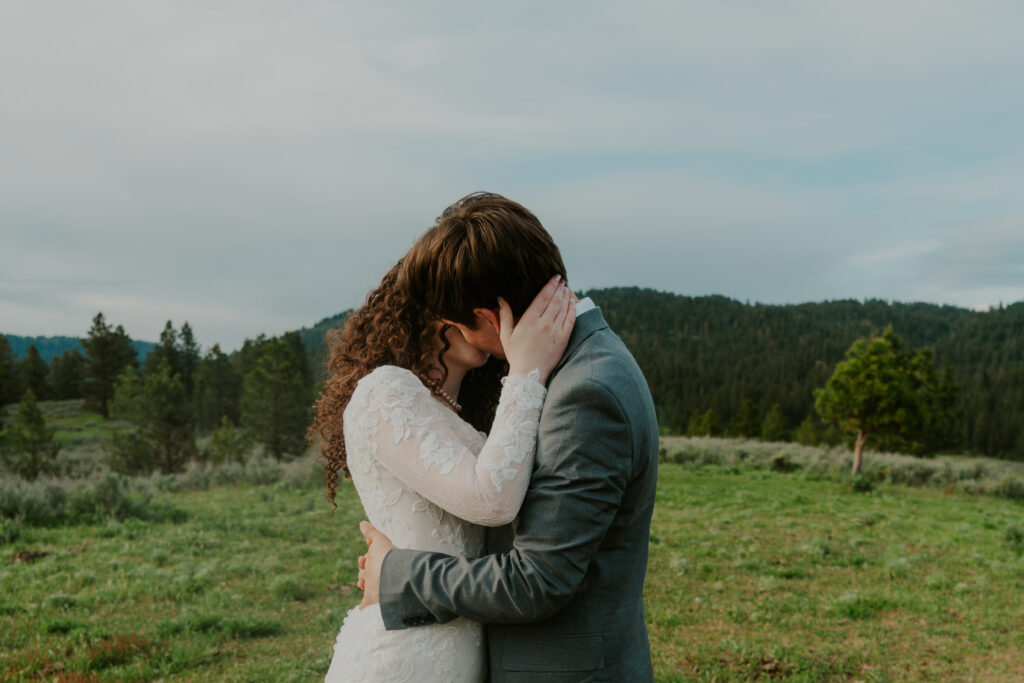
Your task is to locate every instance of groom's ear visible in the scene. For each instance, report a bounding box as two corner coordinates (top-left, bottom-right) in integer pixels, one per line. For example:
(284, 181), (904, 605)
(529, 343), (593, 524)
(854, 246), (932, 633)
(472, 307), (501, 333)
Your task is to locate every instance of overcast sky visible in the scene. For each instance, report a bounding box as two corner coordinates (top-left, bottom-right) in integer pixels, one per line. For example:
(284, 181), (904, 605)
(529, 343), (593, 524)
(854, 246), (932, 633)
(3, 1), (1023, 351)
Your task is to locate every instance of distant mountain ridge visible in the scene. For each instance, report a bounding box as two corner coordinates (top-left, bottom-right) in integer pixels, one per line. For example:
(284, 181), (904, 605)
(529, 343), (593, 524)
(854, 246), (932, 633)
(3, 334), (155, 363)
(297, 311), (351, 380)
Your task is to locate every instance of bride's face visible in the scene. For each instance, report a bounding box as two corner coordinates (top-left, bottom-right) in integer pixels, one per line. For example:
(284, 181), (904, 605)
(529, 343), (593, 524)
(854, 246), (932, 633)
(435, 323), (490, 372)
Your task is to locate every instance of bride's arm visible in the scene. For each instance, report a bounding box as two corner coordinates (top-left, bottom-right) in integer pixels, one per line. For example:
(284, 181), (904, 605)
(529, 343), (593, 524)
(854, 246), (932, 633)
(345, 367), (545, 526)
(346, 276), (573, 527)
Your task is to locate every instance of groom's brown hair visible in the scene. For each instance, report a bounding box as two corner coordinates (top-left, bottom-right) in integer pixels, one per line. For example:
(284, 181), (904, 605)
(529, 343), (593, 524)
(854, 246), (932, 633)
(399, 192), (567, 327)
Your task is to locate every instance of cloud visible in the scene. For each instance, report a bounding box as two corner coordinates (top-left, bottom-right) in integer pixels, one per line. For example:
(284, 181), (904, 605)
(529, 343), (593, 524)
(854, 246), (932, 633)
(2, 1), (1024, 348)
(915, 215), (1024, 289)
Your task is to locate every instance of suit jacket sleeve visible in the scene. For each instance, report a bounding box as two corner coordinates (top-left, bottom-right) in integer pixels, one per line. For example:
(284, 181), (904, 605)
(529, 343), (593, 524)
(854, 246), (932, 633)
(378, 374), (632, 628)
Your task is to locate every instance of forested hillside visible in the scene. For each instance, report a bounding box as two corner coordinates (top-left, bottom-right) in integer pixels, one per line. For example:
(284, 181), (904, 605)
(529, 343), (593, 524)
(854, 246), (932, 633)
(5, 289), (1022, 461)
(298, 312), (349, 379)
(583, 288), (1023, 459)
(4, 334), (154, 363)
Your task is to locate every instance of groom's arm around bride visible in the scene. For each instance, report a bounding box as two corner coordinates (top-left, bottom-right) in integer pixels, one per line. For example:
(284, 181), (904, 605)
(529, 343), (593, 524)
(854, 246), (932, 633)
(360, 193), (659, 682)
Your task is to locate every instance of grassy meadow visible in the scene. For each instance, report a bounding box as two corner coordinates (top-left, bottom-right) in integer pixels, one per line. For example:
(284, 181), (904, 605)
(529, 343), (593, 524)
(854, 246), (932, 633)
(2, 403), (1023, 681)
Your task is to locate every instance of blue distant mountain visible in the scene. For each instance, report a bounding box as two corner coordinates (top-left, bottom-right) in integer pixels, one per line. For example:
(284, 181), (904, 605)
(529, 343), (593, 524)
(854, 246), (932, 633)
(2, 334), (155, 363)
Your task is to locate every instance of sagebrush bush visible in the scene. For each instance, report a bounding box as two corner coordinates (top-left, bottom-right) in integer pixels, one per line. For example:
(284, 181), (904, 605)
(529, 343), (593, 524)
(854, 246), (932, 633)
(658, 436), (1023, 500)
(0, 474), (184, 526)
(994, 476), (1024, 500)
(0, 479), (68, 525)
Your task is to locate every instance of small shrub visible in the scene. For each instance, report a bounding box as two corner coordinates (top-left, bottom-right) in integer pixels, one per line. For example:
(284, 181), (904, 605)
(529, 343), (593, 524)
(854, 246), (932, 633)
(770, 454), (800, 473)
(850, 474), (875, 493)
(174, 462), (213, 491)
(887, 461), (935, 487)
(244, 456), (284, 486)
(68, 474), (157, 522)
(995, 476), (1024, 501)
(204, 417), (252, 465)
(0, 480), (67, 525)
(957, 463), (990, 481)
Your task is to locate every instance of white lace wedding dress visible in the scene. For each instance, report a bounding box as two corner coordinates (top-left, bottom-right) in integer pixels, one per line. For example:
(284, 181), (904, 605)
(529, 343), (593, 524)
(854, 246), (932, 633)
(324, 365), (546, 682)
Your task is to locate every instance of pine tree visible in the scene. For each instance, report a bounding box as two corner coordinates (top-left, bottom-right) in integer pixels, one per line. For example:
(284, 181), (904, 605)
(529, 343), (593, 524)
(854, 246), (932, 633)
(0, 336), (19, 409)
(48, 349), (86, 400)
(685, 411), (702, 437)
(760, 404), (789, 442)
(82, 313), (138, 417)
(141, 360), (197, 473)
(17, 345), (49, 400)
(815, 327), (958, 474)
(106, 362), (196, 474)
(241, 336), (311, 459)
(695, 408), (721, 437)
(729, 399), (761, 439)
(144, 321), (181, 379)
(179, 322), (201, 400)
(4, 389), (61, 479)
(106, 368), (150, 474)
(204, 416), (251, 464)
(195, 344), (241, 431)
(795, 414), (821, 446)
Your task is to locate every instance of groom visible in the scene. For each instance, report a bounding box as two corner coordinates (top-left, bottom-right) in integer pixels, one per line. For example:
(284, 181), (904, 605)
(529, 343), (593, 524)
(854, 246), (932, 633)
(358, 192), (659, 682)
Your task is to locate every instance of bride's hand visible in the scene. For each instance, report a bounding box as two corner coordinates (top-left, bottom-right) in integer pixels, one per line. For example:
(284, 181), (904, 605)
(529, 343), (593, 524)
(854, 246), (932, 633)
(500, 275), (576, 385)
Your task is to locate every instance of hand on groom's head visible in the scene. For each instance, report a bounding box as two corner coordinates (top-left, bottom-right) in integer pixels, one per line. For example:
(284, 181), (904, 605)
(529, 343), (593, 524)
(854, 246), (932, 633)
(357, 520), (395, 609)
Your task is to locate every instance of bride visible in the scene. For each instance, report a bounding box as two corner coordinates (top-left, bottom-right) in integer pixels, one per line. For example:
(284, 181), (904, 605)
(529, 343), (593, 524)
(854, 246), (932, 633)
(311, 261), (574, 682)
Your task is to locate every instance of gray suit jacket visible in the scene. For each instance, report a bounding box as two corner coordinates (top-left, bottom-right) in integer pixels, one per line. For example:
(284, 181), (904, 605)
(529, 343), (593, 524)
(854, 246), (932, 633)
(379, 308), (659, 682)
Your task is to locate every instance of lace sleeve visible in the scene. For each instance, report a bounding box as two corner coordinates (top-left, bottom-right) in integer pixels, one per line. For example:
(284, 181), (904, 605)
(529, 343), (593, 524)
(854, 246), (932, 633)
(345, 366), (546, 526)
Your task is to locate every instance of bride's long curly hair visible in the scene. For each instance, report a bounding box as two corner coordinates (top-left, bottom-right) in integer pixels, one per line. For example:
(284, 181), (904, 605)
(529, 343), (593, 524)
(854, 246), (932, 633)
(310, 261), (506, 510)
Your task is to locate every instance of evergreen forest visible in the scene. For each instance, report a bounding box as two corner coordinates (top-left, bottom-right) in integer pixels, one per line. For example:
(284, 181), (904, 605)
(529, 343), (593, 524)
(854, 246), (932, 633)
(3, 288), (1022, 464)
(583, 288), (1023, 460)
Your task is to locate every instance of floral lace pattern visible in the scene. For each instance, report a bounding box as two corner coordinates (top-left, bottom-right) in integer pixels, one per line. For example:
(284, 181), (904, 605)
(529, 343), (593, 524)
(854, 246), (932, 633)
(325, 366), (545, 682)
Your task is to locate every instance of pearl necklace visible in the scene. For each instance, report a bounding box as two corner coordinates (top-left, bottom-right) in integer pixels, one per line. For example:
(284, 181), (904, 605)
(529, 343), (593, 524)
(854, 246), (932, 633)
(434, 386), (462, 413)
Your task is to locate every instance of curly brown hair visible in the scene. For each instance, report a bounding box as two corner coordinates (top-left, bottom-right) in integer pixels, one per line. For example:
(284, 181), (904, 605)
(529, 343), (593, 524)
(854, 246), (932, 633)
(309, 261), (505, 510)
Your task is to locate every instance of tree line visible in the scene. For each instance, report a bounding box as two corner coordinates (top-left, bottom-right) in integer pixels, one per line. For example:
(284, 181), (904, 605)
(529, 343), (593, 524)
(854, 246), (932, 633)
(1, 313), (313, 477)
(588, 288), (1023, 460)
(3, 287), (1022, 474)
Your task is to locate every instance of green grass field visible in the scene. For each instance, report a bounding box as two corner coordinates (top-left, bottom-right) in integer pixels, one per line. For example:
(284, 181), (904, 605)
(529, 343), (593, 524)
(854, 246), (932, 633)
(3, 460), (1023, 681)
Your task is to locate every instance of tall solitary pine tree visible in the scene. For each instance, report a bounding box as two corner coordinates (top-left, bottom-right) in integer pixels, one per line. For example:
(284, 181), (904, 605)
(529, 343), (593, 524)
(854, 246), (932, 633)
(815, 327), (957, 475)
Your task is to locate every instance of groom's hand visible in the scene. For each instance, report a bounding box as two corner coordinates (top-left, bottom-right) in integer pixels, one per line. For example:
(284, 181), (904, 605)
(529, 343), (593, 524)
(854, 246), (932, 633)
(357, 520), (395, 609)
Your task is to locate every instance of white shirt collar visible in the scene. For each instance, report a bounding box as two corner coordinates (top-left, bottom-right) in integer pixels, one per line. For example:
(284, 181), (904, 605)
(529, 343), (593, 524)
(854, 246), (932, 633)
(574, 297), (596, 318)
